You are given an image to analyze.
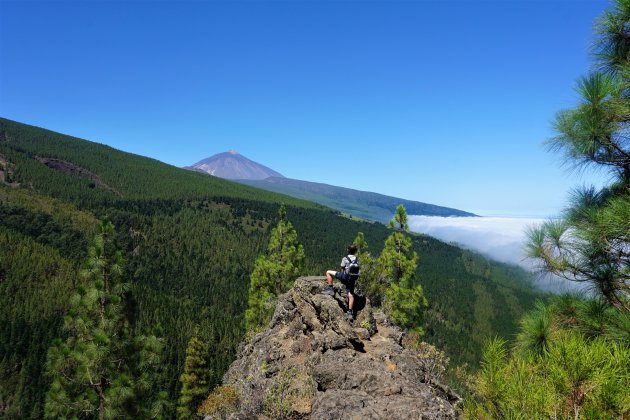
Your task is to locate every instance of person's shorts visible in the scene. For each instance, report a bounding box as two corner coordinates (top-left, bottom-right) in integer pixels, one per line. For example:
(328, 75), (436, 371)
(334, 272), (355, 295)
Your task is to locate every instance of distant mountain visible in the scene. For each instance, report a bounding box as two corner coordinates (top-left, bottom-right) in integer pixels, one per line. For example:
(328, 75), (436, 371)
(239, 177), (476, 223)
(188, 152), (475, 222)
(188, 150), (284, 180)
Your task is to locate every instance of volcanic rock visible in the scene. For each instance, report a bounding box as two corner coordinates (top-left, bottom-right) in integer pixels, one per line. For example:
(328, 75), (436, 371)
(220, 276), (460, 419)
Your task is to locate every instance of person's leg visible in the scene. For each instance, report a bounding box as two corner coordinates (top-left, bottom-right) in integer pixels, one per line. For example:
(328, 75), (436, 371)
(348, 292), (354, 311)
(326, 270), (336, 286)
(323, 271), (337, 295)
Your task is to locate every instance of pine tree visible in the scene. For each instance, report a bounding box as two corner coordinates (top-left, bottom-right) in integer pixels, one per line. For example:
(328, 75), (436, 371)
(177, 332), (210, 419)
(44, 220), (165, 419)
(379, 205), (418, 284)
(128, 326), (169, 419)
(353, 232), (385, 307)
(245, 204), (305, 334)
(465, 301), (630, 419)
(379, 205), (427, 332)
(526, 0), (630, 310)
(384, 279), (427, 334)
(465, 4), (630, 416)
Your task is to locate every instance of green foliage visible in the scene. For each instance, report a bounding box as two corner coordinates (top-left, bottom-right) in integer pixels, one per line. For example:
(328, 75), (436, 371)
(262, 367), (315, 420)
(263, 367), (297, 419)
(384, 280), (427, 334)
(197, 386), (238, 418)
(467, 294), (630, 418)
(380, 205), (418, 284)
(519, 295), (630, 349)
(465, 312), (630, 419)
(353, 207), (428, 335)
(472, 5), (630, 414)
(475, 5), (630, 415)
(388, 204), (409, 231)
(44, 221), (165, 419)
(129, 328), (170, 419)
(0, 196), (91, 260)
(380, 205), (425, 331)
(177, 333), (210, 419)
(379, 231), (417, 283)
(352, 206), (421, 311)
(245, 204), (305, 334)
(514, 301), (553, 357)
(352, 232), (386, 306)
(526, 0), (630, 310)
(0, 227), (77, 418)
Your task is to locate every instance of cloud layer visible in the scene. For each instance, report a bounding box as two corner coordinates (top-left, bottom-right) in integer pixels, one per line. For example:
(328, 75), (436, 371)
(408, 215), (584, 293)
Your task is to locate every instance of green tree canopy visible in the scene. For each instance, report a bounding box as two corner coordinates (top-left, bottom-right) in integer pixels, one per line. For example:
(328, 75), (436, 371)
(465, 299), (630, 419)
(379, 205), (418, 284)
(352, 232), (385, 306)
(177, 332), (210, 419)
(380, 205), (427, 333)
(245, 204), (305, 333)
(466, 3), (630, 418)
(526, 0), (630, 311)
(44, 221), (165, 419)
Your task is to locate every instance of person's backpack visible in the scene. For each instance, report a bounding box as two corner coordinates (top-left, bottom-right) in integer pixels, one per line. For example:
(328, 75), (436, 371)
(345, 255), (360, 280)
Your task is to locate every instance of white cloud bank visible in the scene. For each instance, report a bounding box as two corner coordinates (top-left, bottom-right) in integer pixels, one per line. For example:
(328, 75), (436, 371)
(408, 215), (584, 293)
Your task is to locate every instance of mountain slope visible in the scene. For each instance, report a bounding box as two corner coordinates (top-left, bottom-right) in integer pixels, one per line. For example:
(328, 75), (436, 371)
(187, 152), (475, 222)
(188, 150), (285, 180)
(239, 176), (476, 223)
(0, 117), (542, 417)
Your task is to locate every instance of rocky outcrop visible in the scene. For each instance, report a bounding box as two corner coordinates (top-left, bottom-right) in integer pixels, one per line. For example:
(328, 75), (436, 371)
(0, 155), (19, 187)
(221, 276), (460, 419)
(35, 156), (120, 194)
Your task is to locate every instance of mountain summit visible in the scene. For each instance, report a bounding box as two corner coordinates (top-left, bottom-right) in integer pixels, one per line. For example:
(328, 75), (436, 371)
(188, 151), (284, 180)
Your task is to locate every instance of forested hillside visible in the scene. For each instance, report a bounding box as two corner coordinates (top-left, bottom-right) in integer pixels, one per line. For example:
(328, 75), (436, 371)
(238, 176), (475, 223)
(0, 117), (543, 418)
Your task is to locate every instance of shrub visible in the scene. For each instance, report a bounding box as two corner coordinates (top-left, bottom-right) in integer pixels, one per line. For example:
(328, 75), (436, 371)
(197, 386), (238, 419)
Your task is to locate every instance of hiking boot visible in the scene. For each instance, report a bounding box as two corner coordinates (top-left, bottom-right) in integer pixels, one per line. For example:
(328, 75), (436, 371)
(346, 310), (354, 323)
(323, 285), (335, 296)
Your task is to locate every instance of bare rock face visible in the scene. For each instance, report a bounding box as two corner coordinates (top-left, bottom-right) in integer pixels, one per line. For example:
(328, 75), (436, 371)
(221, 276), (460, 419)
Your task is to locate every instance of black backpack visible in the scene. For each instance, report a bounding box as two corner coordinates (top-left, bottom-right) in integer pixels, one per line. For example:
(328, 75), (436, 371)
(345, 255), (360, 281)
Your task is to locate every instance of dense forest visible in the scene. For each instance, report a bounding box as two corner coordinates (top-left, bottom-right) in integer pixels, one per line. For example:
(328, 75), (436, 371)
(0, 117), (543, 418)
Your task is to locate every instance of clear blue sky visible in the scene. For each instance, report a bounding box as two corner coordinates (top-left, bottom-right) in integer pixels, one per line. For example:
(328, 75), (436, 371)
(0, 0), (611, 217)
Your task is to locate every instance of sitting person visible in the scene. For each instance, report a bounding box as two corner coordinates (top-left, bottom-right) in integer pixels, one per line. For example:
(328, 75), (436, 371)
(323, 244), (360, 320)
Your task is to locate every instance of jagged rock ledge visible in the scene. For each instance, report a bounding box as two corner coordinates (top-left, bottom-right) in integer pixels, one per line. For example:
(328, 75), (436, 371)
(221, 276), (460, 419)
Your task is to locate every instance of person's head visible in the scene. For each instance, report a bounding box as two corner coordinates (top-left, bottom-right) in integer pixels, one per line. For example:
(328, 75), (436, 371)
(347, 244), (357, 255)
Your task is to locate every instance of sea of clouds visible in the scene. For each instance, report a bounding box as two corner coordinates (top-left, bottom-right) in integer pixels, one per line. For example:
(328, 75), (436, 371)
(408, 215), (585, 293)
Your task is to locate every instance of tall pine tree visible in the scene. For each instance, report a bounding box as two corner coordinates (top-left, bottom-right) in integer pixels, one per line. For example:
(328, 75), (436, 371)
(379, 205), (417, 283)
(44, 221), (165, 419)
(245, 204), (305, 334)
(177, 332), (210, 419)
(526, 0), (630, 310)
(379, 205), (427, 333)
(466, 3), (630, 417)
